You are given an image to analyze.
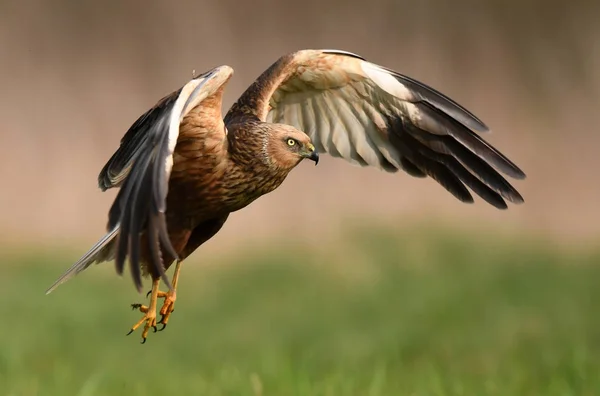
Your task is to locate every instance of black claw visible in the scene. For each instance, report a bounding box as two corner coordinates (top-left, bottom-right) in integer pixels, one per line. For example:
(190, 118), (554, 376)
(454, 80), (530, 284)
(159, 323), (167, 331)
(126, 329), (134, 336)
(131, 303), (142, 310)
(141, 338), (147, 344)
(146, 290), (152, 298)
(152, 325), (157, 333)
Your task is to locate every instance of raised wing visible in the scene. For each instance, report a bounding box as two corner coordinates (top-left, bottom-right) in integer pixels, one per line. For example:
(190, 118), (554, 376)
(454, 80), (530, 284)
(98, 93), (178, 191)
(99, 65), (233, 292)
(228, 49), (525, 209)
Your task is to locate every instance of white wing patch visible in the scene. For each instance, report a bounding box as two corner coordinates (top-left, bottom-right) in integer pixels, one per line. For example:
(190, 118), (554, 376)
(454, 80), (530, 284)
(267, 77), (402, 170)
(361, 62), (414, 102)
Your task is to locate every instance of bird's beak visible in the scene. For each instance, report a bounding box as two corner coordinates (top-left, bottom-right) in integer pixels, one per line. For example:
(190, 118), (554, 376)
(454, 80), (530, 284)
(304, 143), (319, 166)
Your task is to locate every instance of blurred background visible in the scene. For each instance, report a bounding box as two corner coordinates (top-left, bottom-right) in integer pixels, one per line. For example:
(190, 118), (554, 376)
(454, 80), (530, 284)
(1, 0), (599, 395)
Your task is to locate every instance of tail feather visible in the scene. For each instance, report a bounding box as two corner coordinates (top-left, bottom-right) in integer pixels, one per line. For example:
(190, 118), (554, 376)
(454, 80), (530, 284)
(45, 225), (120, 295)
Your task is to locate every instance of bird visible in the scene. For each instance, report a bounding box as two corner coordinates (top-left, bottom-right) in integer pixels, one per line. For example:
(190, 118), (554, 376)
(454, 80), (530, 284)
(45, 49), (526, 343)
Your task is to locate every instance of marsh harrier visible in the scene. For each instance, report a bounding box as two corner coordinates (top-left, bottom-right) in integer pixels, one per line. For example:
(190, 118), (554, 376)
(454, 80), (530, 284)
(46, 49), (525, 342)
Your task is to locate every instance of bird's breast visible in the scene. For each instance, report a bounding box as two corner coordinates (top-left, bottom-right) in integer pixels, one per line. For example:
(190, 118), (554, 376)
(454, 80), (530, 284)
(217, 166), (289, 213)
(166, 155), (289, 225)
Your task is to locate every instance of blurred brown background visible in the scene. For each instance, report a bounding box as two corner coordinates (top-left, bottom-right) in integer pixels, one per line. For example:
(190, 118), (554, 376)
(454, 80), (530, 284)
(1, 0), (598, 253)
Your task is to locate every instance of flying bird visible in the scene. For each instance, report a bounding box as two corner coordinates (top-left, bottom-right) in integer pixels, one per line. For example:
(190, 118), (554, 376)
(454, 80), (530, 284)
(46, 49), (525, 343)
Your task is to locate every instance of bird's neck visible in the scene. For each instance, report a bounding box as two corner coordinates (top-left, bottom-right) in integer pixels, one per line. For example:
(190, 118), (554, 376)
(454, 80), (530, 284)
(225, 122), (292, 198)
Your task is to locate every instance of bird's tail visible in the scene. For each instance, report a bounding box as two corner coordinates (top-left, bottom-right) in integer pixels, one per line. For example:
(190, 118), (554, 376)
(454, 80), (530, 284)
(45, 225), (120, 295)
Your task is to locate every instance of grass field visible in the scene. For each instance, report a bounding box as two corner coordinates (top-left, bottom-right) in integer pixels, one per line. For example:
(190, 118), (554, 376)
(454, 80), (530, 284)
(1, 225), (599, 395)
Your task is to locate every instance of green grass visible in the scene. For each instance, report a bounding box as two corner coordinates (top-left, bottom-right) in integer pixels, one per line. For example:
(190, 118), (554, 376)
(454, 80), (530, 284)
(1, 226), (599, 395)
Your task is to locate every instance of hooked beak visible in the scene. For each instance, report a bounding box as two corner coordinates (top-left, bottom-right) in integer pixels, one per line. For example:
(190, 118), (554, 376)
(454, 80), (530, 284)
(304, 143), (319, 166)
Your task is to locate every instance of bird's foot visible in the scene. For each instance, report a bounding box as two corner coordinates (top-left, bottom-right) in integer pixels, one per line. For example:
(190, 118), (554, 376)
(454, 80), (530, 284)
(157, 290), (176, 331)
(136, 287), (176, 332)
(127, 278), (161, 344)
(127, 304), (157, 344)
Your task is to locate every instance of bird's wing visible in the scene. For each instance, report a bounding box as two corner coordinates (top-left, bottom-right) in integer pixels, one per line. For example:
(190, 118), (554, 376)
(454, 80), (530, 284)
(98, 65), (233, 292)
(230, 49), (525, 208)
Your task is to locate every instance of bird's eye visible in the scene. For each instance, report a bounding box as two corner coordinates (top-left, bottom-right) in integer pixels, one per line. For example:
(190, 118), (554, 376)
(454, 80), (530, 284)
(287, 139), (296, 146)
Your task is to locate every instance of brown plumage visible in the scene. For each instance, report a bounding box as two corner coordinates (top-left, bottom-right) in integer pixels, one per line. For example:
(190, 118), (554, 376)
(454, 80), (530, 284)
(46, 49), (525, 342)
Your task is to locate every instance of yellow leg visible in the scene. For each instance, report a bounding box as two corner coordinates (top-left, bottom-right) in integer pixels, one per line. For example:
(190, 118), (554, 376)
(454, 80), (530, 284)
(157, 260), (182, 330)
(128, 278), (160, 344)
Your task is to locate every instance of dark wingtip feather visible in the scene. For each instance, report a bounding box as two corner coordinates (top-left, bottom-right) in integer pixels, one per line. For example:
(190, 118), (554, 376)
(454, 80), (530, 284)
(443, 157), (509, 210)
(393, 136), (474, 204)
(400, 157), (427, 178)
(425, 161), (475, 204)
(509, 167), (527, 180)
(388, 119), (523, 209)
(387, 69), (489, 133)
(406, 127), (525, 205)
(414, 102), (526, 181)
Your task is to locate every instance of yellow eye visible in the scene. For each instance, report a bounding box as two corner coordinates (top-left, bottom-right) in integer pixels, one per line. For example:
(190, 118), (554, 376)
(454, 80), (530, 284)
(287, 139), (296, 146)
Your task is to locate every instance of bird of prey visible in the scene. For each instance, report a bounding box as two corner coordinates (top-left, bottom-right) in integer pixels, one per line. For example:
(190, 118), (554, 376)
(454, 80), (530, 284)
(46, 49), (525, 343)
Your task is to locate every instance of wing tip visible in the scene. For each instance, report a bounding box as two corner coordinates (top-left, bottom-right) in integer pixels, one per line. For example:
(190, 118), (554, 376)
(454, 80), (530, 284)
(383, 68), (490, 133)
(511, 168), (527, 180)
(495, 202), (509, 210)
(495, 161), (526, 181)
(507, 191), (525, 205)
(471, 119), (490, 133)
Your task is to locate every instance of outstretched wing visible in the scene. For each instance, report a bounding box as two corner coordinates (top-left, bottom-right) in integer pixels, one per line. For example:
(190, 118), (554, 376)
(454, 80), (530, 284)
(227, 49), (525, 209)
(98, 65), (233, 292)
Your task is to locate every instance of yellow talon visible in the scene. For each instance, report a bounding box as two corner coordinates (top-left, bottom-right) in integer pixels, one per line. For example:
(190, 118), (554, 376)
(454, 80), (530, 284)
(127, 261), (183, 341)
(127, 278), (160, 344)
(157, 290), (177, 330)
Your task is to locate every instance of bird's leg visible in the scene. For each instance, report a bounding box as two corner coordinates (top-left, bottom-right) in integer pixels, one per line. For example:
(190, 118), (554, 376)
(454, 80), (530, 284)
(128, 278), (160, 343)
(157, 260), (182, 331)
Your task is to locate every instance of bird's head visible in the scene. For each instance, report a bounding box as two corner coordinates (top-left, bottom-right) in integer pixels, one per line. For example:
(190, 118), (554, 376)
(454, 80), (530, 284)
(264, 124), (319, 170)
